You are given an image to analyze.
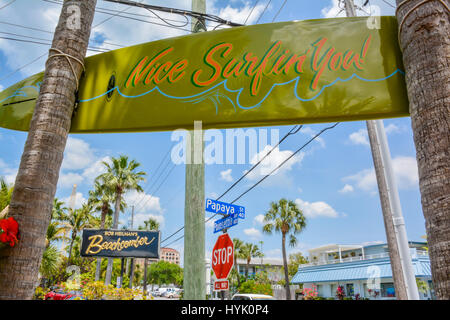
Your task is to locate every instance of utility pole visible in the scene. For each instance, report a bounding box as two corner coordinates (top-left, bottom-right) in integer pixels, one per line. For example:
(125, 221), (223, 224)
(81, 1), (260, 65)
(183, 0), (206, 300)
(0, 0), (97, 300)
(129, 205), (135, 288)
(343, 0), (419, 300)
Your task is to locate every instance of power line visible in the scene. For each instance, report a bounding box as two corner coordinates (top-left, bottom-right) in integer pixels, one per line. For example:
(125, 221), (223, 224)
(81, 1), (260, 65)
(160, 124), (304, 245)
(380, 0), (396, 9)
(160, 123), (340, 247)
(215, 125), (302, 202)
(0, 0), (17, 10)
(271, 0), (288, 22)
(244, 0), (260, 25)
(130, 147), (173, 211)
(103, 0), (244, 27)
(255, 0), (272, 24)
(0, 36), (108, 53)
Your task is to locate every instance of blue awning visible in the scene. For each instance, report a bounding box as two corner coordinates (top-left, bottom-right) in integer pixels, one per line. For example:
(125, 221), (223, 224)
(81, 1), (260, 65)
(291, 256), (431, 284)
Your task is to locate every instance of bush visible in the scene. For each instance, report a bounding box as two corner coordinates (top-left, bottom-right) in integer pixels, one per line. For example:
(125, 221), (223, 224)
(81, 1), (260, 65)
(238, 280), (273, 296)
(34, 287), (50, 300)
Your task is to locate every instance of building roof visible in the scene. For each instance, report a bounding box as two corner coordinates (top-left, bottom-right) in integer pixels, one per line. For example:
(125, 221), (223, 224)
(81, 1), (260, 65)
(236, 258), (285, 266)
(308, 244), (363, 254)
(291, 256), (431, 284)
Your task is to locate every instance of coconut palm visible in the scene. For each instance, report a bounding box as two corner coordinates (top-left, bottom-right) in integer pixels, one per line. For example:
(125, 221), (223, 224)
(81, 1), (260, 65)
(40, 245), (61, 280)
(0, 1), (97, 299)
(240, 242), (263, 280)
(0, 178), (13, 218)
(52, 198), (68, 223)
(65, 204), (94, 263)
(232, 238), (245, 288)
(139, 217), (160, 295)
(88, 180), (125, 281)
(98, 155), (146, 285)
(45, 221), (69, 248)
(262, 198), (306, 300)
(396, 0), (450, 299)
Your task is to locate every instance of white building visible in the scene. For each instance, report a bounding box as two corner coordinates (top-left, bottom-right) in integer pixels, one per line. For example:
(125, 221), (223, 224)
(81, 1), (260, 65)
(291, 241), (434, 300)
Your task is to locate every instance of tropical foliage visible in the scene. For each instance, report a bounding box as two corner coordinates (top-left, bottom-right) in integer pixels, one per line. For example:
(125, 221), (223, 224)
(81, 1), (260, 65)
(262, 198), (306, 300)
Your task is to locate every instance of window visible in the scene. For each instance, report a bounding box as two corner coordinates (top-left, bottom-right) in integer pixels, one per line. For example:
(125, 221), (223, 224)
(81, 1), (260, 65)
(346, 284), (354, 296)
(381, 283), (395, 298)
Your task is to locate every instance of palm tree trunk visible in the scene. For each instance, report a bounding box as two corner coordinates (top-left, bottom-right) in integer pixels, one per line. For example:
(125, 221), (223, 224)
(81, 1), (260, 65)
(95, 206), (108, 281)
(396, 0), (450, 300)
(105, 193), (122, 285)
(281, 233), (291, 300)
(0, 1), (97, 299)
(143, 258), (148, 295)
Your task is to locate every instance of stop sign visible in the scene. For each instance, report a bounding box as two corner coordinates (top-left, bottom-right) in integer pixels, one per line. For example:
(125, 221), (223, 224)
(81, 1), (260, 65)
(212, 233), (234, 280)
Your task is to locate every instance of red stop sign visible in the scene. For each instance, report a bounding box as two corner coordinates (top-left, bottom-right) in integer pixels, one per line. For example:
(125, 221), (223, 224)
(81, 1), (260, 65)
(212, 233), (234, 280)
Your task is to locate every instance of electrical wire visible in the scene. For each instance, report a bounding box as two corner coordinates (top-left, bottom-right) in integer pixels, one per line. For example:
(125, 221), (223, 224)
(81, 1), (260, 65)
(244, 0), (261, 24)
(161, 124), (303, 245)
(271, 0), (288, 22)
(0, 36), (108, 53)
(0, 0), (17, 10)
(255, 0), (272, 24)
(160, 123), (340, 246)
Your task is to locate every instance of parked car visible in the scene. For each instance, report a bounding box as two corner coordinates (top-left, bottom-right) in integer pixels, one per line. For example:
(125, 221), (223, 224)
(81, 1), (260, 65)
(163, 290), (180, 299)
(44, 290), (73, 300)
(231, 294), (275, 300)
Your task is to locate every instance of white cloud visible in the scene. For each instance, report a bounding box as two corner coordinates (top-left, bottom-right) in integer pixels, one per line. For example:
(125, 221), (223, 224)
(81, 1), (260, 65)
(253, 214), (265, 225)
(124, 190), (163, 214)
(58, 172), (84, 189)
(349, 129), (369, 146)
(62, 192), (87, 210)
(243, 227), (262, 239)
(0, 158), (17, 185)
(301, 126), (326, 148)
(220, 169), (233, 182)
(384, 123), (405, 135)
(62, 137), (97, 171)
(0, 84), (4, 92)
(343, 156), (419, 192)
(208, 0), (268, 25)
(245, 145), (304, 183)
(295, 198), (339, 218)
(132, 212), (165, 229)
(339, 184), (354, 194)
(81, 156), (111, 184)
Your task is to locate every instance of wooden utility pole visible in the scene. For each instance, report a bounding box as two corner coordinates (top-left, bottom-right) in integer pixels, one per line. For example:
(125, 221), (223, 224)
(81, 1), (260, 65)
(396, 0), (450, 300)
(183, 0), (207, 300)
(344, 0), (418, 300)
(0, 0), (97, 300)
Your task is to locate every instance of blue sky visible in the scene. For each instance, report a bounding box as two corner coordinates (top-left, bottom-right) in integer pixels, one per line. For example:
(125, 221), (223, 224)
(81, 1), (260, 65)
(0, 0), (425, 264)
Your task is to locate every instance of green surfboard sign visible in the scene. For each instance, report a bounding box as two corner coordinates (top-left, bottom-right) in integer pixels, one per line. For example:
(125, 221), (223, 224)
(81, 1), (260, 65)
(0, 16), (408, 133)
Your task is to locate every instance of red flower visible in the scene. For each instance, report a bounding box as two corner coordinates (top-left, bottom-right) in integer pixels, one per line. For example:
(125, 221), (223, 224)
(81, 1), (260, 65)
(0, 217), (20, 247)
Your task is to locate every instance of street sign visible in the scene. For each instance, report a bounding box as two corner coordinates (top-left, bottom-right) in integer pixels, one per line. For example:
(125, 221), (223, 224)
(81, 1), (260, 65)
(206, 198), (245, 219)
(211, 233), (234, 280)
(214, 280), (229, 291)
(214, 213), (239, 233)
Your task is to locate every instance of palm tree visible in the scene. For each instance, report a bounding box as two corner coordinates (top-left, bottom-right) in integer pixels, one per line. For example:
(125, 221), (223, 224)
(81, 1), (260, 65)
(232, 238), (244, 288)
(0, 178), (13, 214)
(52, 198), (68, 223)
(396, 0), (450, 299)
(262, 199), (306, 300)
(65, 204), (94, 263)
(45, 221), (69, 248)
(88, 180), (125, 281)
(98, 155), (146, 285)
(0, 0), (97, 300)
(240, 242), (263, 280)
(138, 217), (160, 295)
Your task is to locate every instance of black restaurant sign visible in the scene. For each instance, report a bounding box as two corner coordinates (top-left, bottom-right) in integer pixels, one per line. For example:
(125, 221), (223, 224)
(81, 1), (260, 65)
(81, 229), (160, 258)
